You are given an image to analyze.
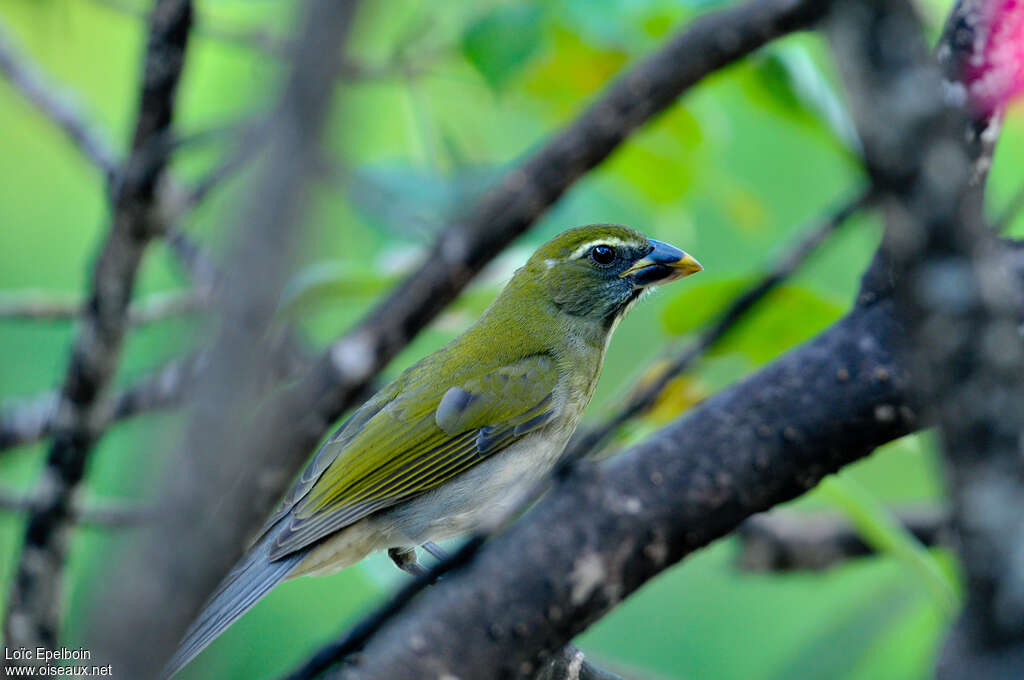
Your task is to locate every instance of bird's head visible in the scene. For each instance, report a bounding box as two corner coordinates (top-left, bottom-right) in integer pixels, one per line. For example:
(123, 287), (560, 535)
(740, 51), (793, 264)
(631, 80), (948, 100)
(524, 224), (702, 323)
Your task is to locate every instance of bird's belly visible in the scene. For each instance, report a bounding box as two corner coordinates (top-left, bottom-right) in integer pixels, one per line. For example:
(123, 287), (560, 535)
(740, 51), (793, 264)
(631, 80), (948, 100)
(372, 427), (573, 547)
(292, 431), (567, 579)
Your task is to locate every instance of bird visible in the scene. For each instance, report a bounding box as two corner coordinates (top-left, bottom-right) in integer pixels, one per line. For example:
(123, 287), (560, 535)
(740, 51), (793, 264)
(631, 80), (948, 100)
(164, 224), (701, 676)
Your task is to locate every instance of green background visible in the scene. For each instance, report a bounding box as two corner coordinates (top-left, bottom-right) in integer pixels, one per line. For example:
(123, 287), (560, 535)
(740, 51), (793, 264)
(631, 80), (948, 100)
(1, 0), (1022, 677)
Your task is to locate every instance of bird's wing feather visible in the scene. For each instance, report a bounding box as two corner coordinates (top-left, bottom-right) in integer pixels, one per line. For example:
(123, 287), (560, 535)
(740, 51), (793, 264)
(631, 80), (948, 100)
(267, 354), (559, 560)
(256, 382), (399, 539)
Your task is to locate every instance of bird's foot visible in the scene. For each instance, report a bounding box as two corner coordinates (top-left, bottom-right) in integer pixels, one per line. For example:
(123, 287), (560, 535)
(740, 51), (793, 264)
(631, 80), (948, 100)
(421, 541), (449, 561)
(387, 546), (427, 576)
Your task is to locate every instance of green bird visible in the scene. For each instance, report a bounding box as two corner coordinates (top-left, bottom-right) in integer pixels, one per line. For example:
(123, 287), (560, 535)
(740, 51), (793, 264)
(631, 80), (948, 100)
(166, 225), (701, 676)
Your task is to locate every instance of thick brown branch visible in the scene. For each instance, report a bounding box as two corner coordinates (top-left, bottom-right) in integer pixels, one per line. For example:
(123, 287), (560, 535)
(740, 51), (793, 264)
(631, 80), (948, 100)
(2, 0), (193, 658)
(828, 1), (1024, 676)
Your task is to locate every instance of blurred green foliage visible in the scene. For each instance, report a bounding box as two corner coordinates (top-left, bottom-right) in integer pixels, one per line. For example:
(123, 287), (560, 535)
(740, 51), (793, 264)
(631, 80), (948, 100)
(1, 0), (1023, 678)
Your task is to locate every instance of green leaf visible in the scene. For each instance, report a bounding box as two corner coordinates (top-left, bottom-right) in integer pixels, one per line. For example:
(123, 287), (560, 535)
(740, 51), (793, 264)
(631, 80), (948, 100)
(556, 0), (651, 51)
(345, 163), (496, 239)
(765, 580), (918, 680)
(661, 276), (844, 364)
(462, 5), (545, 90)
(280, 262), (397, 315)
(740, 43), (860, 154)
(818, 475), (960, 618)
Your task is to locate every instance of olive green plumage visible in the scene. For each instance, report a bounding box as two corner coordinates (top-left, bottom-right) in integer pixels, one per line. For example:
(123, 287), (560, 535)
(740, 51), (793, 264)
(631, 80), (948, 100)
(165, 225), (701, 677)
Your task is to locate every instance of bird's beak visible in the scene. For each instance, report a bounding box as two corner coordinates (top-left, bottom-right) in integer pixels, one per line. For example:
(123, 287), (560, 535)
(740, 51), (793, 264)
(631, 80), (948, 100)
(620, 239), (703, 286)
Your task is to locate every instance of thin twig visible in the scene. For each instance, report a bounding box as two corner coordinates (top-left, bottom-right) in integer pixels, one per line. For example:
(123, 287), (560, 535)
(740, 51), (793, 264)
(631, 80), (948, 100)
(0, 289), (207, 324)
(564, 188), (874, 461)
(0, 5), (258, 247)
(92, 0), (436, 79)
(737, 507), (950, 572)
(180, 145), (252, 210)
(0, 489), (153, 528)
(2, 0), (194, 658)
(92, 0), (293, 57)
(0, 335), (314, 455)
(165, 229), (220, 289)
(161, 125), (274, 286)
(0, 352), (205, 453)
(0, 392), (58, 453)
(0, 18), (119, 180)
(0, 356), (205, 457)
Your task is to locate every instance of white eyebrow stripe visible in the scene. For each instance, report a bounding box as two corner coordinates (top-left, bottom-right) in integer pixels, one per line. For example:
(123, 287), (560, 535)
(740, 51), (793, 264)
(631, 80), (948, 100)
(566, 237), (636, 260)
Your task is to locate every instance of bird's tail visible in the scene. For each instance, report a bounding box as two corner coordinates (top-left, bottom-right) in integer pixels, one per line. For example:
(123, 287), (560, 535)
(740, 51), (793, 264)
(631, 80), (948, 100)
(162, 524), (306, 678)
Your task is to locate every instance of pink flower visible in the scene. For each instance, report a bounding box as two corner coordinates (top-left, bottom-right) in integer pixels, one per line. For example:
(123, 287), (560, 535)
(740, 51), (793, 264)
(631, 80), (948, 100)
(966, 0), (1024, 115)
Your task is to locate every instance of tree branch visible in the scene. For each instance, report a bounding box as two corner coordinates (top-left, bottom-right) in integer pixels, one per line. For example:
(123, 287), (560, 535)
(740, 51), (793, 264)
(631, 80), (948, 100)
(0, 289), (206, 324)
(828, 0), (1024, 676)
(93, 0), (292, 58)
(0, 4), (256, 266)
(0, 489), (153, 528)
(533, 646), (627, 680)
(0, 352), (203, 453)
(87, 1), (359, 676)
(164, 228), (220, 289)
(2, 0), (193, 659)
(93, 0), (438, 79)
(737, 507), (950, 572)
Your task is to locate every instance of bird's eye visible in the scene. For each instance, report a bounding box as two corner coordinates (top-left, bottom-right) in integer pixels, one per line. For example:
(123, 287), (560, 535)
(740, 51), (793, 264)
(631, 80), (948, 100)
(589, 245), (616, 265)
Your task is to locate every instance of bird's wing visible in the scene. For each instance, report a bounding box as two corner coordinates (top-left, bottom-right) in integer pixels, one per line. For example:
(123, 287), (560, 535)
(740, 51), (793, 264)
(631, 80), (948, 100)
(256, 382), (399, 539)
(267, 353), (559, 560)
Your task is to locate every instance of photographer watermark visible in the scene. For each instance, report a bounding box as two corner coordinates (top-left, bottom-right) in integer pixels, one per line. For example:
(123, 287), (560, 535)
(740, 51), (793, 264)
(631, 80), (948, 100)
(3, 647), (111, 676)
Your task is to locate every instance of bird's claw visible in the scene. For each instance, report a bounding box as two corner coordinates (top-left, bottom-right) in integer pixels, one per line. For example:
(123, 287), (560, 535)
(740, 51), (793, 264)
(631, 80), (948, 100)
(387, 546), (427, 576)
